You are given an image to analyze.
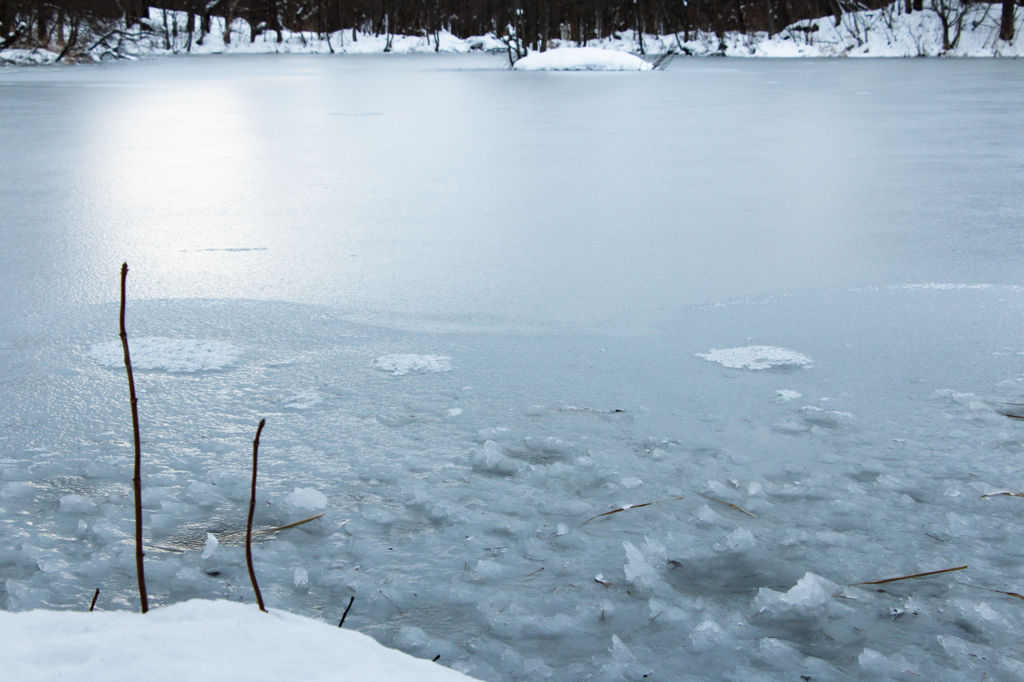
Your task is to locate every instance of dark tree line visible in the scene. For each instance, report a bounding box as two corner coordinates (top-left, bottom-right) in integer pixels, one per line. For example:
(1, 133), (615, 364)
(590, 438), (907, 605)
(1, 0), (1017, 55)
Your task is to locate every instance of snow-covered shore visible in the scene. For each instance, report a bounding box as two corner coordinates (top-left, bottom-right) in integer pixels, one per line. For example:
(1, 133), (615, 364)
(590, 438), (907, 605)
(0, 598), (478, 681)
(1, 0), (1020, 66)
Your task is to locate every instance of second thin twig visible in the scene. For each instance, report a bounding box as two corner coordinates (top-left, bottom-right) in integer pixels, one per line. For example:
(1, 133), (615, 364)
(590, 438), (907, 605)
(247, 419), (268, 613)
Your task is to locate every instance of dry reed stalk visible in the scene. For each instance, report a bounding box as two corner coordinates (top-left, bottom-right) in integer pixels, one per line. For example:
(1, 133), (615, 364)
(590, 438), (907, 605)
(256, 513), (326, 534)
(581, 496), (685, 526)
(997, 590), (1024, 601)
(698, 493), (757, 517)
(854, 564), (967, 586)
(338, 596), (355, 627)
(119, 263), (149, 614)
(247, 419), (267, 613)
(89, 588), (100, 612)
(982, 492), (1024, 498)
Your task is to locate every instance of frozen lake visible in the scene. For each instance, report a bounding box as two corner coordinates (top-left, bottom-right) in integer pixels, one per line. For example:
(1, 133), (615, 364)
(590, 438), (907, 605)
(2, 54), (1024, 680)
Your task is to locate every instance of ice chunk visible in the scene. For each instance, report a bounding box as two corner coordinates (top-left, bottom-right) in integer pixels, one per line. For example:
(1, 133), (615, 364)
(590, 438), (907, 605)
(293, 567), (309, 589)
(373, 354), (451, 376)
(286, 487), (329, 511)
(754, 572), (838, 618)
(595, 635), (648, 681)
(88, 338), (240, 372)
(201, 533), (219, 560)
(714, 527), (756, 553)
(697, 346), (813, 370)
(58, 494), (98, 515)
(775, 389), (802, 401)
(690, 620), (725, 652)
(361, 506), (398, 525)
(622, 541), (659, 591)
(470, 441), (519, 476)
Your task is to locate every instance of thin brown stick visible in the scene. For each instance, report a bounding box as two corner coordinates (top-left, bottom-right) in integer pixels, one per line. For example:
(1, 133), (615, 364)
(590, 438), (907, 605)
(525, 566), (545, 577)
(997, 590), (1024, 601)
(698, 493), (758, 517)
(338, 596), (355, 627)
(581, 496), (685, 525)
(89, 588), (100, 612)
(982, 492), (1024, 498)
(119, 263), (148, 614)
(247, 419), (267, 613)
(854, 564), (967, 586)
(256, 513), (326, 534)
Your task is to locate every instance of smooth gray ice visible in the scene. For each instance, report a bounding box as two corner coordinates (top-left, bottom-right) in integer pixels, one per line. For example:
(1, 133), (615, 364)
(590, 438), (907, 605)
(2, 55), (1024, 681)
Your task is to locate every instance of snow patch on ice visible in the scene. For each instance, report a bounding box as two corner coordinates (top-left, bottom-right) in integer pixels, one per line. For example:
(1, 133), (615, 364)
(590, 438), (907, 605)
(374, 354), (452, 376)
(697, 346), (813, 370)
(88, 338), (241, 373)
(775, 389), (802, 402)
(513, 47), (653, 71)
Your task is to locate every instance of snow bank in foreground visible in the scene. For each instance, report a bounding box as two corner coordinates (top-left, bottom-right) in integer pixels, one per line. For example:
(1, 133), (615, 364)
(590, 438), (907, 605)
(374, 354), (452, 375)
(88, 338), (241, 372)
(0, 599), (477, 682)
(697, 346), (813, 370)
(513, 47), (653, 71)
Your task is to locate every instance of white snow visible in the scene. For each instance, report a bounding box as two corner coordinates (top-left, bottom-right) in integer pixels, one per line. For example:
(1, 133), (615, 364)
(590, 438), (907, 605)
(696, 346), (813, 370)
(2, 1), (1019, 66)
(88, 338), (241, 372)
(374, 354), (452, 375)
(512, 47), (653, 71)
(0, 599), (477, 682)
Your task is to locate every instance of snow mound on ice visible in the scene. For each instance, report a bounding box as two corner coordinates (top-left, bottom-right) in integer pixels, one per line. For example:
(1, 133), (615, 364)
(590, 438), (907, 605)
(374, 354), (452, 375)
(0, 598), (477, 682)
(697, 346), (812, 370)
(0, 48), (59, 65)
(513, 47), (653, 71)
(88, 338), (241, 372)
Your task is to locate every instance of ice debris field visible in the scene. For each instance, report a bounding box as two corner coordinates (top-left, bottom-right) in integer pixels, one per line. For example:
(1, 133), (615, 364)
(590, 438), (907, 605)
(4, 283), (1024, 680)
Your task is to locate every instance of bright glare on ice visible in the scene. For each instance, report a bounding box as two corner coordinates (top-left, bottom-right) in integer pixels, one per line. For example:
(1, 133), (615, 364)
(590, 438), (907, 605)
(1, 55), (1024, 682)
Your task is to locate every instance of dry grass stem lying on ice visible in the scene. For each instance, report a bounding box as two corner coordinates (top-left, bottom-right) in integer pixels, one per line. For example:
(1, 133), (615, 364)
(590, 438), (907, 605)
(854, 564), (967, 586)
(581, 496), (685, 526)
(697, 493), (757, 517)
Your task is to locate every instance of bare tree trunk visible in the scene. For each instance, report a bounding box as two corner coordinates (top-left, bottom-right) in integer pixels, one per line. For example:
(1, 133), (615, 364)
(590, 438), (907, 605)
(1000, 0), (1016, 41)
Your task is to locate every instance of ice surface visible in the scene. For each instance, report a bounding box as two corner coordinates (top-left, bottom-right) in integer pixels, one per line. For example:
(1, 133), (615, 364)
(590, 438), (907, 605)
(512, 47), (653, 71)
(697, 346), (813, 370)
(374, 354), (452, 375)
(2, 55), (1024, 682)
(88, 338), (241, 372)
